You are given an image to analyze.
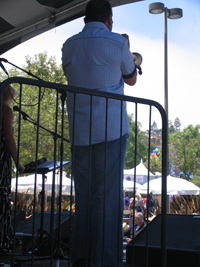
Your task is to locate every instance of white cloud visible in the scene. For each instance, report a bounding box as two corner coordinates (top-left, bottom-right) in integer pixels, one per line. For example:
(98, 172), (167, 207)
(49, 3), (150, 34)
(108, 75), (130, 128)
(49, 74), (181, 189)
(2, 13), (199, 132)
(2, 18), (83, 69)
(123, 32), (200, 131)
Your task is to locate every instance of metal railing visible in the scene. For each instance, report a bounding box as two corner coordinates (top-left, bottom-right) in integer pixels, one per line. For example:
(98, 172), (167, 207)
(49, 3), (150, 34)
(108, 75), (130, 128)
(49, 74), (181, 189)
(0, 77), (168, 267)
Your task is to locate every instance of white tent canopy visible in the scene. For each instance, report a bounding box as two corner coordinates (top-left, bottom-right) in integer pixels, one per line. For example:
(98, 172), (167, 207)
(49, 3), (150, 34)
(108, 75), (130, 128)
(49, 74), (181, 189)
(124, 159), (156, 185)
(13, 172), (143, 195)
(138, 175), (200, 195)
(155, 171), (162, 178)
(123, 179), (141, 192)
(11, 171), (74, 195)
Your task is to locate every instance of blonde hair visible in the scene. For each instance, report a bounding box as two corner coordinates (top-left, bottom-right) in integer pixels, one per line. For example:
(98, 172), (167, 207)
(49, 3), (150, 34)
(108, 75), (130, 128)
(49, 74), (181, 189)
(3, 85), (17, 105)
(135, 194), (139, 200)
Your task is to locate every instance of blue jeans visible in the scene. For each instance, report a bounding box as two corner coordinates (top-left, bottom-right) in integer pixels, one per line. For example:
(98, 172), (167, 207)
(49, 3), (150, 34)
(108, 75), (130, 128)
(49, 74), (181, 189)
(71, 135), (127, 267)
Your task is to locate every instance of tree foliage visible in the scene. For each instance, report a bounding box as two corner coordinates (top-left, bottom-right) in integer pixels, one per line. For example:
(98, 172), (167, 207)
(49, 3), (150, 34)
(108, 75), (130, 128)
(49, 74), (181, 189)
(1, 55), (200, 188)
(0, 52), (71, 177)
(151, 121), (158, 131)
(168, 117), (181, 133)
(125, 114), (148, 169)
(169, 124), (200, 182)
(174, 117), (181, 132)
(168, 120), (175, 133)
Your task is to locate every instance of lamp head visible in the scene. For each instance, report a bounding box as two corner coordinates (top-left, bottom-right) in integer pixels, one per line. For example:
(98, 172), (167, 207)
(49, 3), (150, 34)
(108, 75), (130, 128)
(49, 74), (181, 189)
(149, 2), (164, 14)
(149, 2), (183, 19)
(168, 8), (183, 19)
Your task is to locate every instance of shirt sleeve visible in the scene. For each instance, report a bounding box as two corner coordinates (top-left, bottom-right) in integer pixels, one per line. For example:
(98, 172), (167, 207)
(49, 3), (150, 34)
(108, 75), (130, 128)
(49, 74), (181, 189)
(121, 41), (136, 79)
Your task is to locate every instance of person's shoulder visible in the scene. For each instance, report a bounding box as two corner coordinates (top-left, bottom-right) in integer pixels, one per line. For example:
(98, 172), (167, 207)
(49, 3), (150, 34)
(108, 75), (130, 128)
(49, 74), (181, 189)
(3, 104), (12, 113)
(3, 105), (13, 118)
(62, 31), (83, 47)
(106, 31), (126, 45)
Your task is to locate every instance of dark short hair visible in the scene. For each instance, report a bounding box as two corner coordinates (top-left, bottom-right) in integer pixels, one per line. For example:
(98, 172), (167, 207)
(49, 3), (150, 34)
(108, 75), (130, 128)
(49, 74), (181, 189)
(85, 0), (112, 23)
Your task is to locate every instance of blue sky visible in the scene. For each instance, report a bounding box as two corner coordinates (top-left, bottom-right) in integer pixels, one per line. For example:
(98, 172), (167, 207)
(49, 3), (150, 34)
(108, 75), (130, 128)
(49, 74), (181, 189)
(2, 0), (200, 131)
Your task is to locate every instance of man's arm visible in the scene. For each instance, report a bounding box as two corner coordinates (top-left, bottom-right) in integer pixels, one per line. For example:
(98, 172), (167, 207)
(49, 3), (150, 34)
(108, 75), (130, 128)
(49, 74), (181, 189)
(121, 33), (138, 86)
(124, 70), (137, 86)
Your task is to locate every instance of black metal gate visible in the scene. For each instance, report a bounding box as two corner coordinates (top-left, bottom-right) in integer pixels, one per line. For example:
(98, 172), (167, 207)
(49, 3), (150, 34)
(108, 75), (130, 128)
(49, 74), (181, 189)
(0, 77), (168, 267)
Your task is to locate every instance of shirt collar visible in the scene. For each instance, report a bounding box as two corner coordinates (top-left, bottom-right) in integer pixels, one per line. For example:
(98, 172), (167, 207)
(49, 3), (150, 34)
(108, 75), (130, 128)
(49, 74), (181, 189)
(83, 21), (109, 31)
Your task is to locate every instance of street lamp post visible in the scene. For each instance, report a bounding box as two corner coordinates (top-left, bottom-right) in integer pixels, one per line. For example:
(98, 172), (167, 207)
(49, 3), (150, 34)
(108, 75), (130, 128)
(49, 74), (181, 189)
(149, 4), (183, 267)
(149, 2), (183, 119)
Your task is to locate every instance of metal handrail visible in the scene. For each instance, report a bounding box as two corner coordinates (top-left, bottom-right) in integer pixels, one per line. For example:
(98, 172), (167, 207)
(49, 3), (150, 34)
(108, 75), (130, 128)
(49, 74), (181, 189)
(0, 77), (168, 267)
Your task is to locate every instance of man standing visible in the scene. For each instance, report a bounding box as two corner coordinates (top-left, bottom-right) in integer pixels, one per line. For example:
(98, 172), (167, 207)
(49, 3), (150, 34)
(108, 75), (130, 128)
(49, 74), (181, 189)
(62, 0), (137, 266)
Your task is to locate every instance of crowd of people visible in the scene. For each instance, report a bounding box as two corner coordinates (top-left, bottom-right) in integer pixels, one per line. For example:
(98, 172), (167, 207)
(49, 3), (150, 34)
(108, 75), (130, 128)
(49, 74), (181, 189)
(123, 192), (156, 243)
(124, 192), (155, 213)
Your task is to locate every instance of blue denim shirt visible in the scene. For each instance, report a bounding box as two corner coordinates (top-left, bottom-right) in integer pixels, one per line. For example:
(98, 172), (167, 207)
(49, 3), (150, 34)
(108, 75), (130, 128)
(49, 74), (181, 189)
(62, 22), (136, 145)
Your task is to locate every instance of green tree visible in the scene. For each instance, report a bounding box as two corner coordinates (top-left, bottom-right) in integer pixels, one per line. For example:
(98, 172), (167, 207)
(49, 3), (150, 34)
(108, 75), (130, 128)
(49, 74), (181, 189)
(0, 52), (71, 176)
(174, 117), (181, 132)
(169, 124), (200, 184)
(125, 114), (148, 169)
(168, 120), (175, 133)
(151, 121), (158, 131)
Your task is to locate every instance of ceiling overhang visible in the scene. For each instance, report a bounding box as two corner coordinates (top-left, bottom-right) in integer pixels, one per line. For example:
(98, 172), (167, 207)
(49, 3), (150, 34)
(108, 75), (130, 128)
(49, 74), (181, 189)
(0, 0), (143, 55)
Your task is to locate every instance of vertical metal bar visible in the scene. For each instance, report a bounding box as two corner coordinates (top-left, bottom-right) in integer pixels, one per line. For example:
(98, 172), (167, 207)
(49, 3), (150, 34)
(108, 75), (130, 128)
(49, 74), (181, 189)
(31, 85), (41, 265)
(12, 82), (22, 265)
(103, 97), (107, 263)
(68, 92), (73, 263)
(132, 103), (138, 266)
(70, 92), (77, 266)
(57, 92), (66, 253)
(145, 105), (152, 267)
(102, 97), (108, 265)
(50, 90), (59, 265)
(117, 100), (123, 266)
(68, 168), (73, 262)
(86, 95), (93, 265)
(40, 173), (46, 244)
(161, 110), (168, 267)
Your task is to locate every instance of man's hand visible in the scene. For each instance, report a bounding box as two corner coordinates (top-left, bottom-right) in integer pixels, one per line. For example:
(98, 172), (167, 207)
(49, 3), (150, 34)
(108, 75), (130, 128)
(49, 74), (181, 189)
(122, 33), (130, 48)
